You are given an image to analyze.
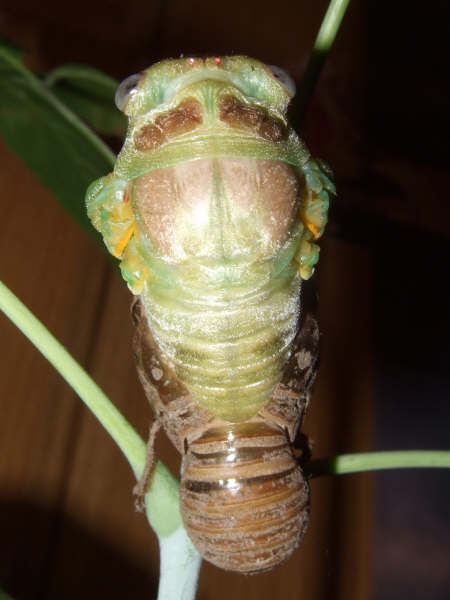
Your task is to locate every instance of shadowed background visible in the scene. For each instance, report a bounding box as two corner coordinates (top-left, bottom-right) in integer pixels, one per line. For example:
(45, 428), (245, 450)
(0, 1), (449, 599)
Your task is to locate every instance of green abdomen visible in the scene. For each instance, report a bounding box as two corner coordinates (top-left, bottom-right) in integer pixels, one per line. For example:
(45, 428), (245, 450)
(142, 271), (300, 421)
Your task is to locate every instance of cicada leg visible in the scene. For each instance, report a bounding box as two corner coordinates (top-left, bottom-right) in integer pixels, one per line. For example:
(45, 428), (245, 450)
(85, 175), (150, 294)
(295, 158), (336, 280)
(133, 418), (162, 511)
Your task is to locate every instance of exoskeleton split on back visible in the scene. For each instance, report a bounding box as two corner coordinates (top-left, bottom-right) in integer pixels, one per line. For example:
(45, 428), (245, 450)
(86, 56), (334, 573)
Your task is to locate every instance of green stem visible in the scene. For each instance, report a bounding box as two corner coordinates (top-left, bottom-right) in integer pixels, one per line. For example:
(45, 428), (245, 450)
(291, 0), (351, 128)
(158, 529), (202, 600)
(306, 450), (450, 478)
(0, 279), (197, 597)
(0, 279), (144, 476)
(0, 279), (182, 538)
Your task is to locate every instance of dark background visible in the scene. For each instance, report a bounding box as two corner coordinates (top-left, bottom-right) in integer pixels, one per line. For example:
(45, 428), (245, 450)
(0, 1), (449, 599)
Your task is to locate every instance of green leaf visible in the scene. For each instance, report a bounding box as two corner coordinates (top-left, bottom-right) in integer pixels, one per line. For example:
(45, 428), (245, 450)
(0, 587), (14, 600)
(45, 64), (126, 137)
(0, 39), (115, 232)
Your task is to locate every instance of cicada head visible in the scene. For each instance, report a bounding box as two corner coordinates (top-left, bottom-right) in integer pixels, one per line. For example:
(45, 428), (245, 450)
(115, 56), (293, 118)
(110, 57), (310, 182)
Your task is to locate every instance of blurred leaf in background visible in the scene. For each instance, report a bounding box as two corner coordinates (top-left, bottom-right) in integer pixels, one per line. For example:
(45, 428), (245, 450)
(45, 64), (126, 137)
(0, 37), (117, 233)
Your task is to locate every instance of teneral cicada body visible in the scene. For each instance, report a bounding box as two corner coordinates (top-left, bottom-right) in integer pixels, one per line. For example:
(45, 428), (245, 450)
(86, 56), (334, 573)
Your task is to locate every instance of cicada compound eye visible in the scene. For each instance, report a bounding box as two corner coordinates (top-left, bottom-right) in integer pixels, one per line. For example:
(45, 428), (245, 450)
(267, 65), (296, 97)
(115, 73), (143, 111)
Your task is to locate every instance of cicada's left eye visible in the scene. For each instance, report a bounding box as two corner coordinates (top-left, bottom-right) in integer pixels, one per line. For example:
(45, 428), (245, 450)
(115, 73), (143, 111)
(267, 65), (296, 97)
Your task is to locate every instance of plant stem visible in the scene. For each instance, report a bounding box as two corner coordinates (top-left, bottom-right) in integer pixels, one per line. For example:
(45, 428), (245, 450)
(291, 0), (351, 128)
(0, 278), (200, 598)
(306, 450), (450, 478)
(0, 279), (182, 535)
(0, 279), (144, 476)
(158, 529), (202, 600)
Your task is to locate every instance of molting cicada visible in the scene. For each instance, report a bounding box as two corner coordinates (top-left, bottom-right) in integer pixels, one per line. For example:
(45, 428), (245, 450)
(86, 56), (334, 573)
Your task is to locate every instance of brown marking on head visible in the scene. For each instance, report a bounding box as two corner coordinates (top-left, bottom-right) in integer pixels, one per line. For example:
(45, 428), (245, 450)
(219, 94), (285, 141)
(134, 97), (202, 151)
(135, 124), (165, 151)
(155, 97), (202, 138)
(219, 94), (263, 128)
(258, 117), (284, 141)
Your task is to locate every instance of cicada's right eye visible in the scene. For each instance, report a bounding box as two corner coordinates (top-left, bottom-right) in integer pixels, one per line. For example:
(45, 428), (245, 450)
(266, 65), (296, 98)
(115, 73), (143, 111)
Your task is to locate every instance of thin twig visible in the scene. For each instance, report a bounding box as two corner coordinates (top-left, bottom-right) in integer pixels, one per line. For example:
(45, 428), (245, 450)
(0, 280), (182, 535)
(291, 0), (351, 128)
(306, 450), (450, 478)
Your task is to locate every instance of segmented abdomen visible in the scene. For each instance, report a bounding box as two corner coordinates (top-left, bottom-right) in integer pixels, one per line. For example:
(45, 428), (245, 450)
(180, 422), (309, 573)
(142, 273), (300, 423)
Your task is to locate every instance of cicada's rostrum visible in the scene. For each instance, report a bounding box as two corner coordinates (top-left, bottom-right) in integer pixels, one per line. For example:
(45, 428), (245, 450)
(86, 56), (334, 573)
